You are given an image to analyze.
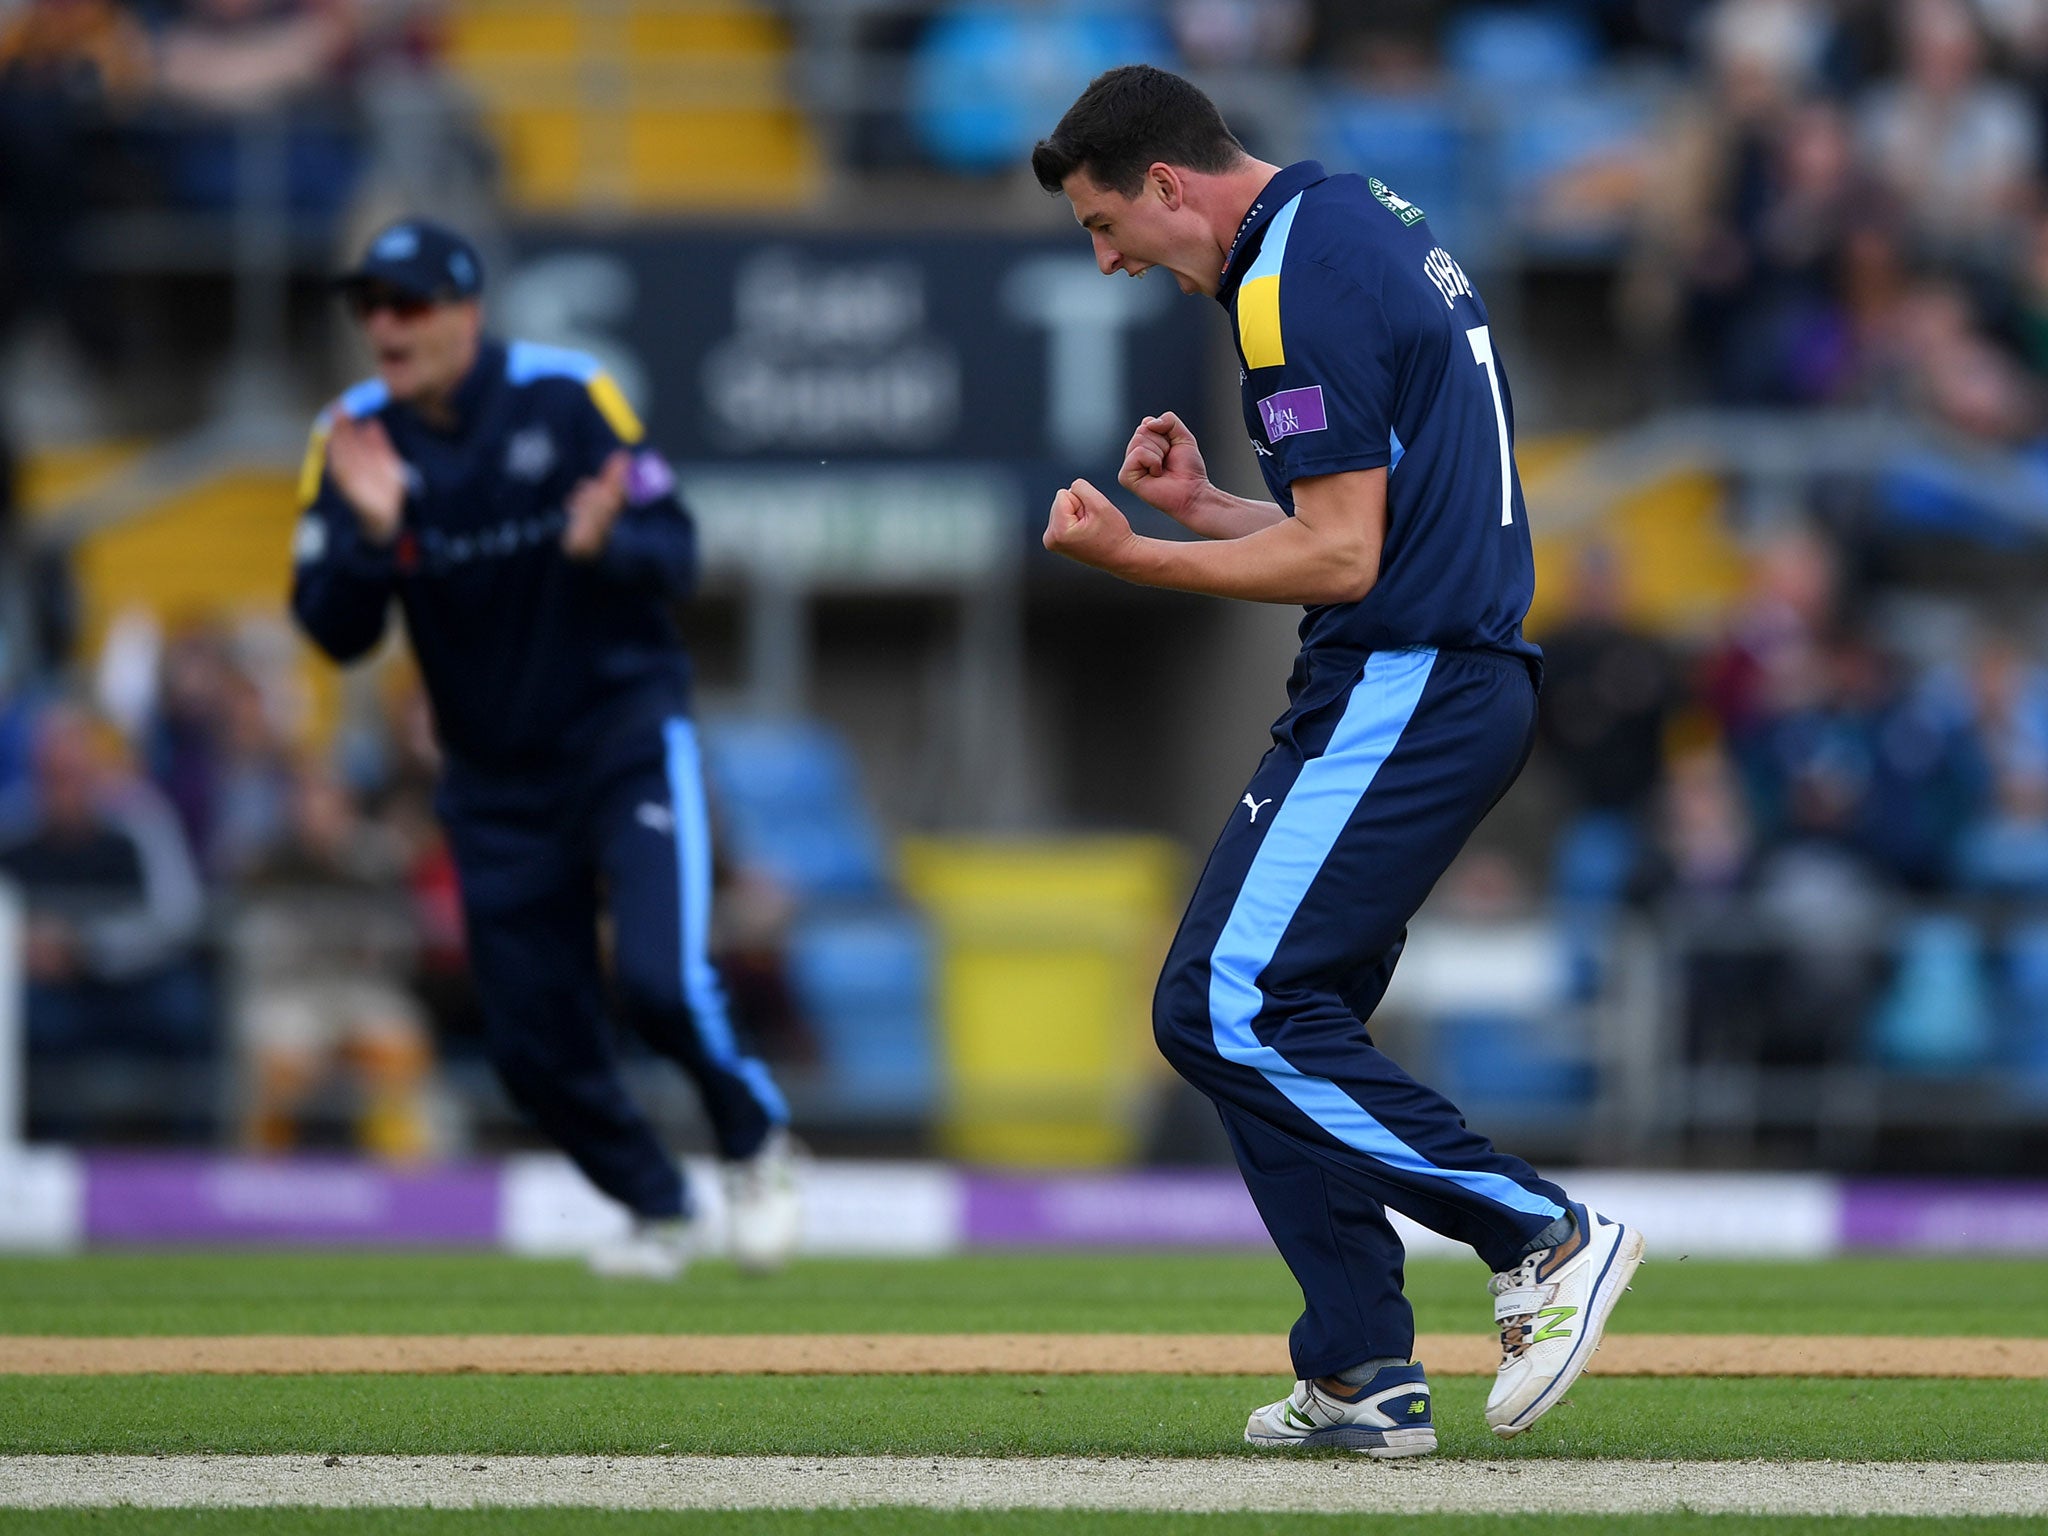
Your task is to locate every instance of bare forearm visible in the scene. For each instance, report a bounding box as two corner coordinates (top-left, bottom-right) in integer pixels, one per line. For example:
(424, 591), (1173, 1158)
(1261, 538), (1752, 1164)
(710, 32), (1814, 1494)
(1176, 485), (1289, 540)
(1114, 516), (1378, 605)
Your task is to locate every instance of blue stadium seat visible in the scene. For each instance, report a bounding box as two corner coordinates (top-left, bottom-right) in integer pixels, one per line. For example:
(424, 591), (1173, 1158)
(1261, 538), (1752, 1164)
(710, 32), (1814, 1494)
(1869, 914), (1996, 1072)
(1430, 1012), (1595, 1120)
(1319, 94), (1474, 256)
(909, 2), (1174, 174)
(698, 718), (892, 900)
(2000, 922), (2048, 1099)
(787, 910), (935, 1114)
(1442, 8), (1598, 90)
(700, 716), (936, 1117)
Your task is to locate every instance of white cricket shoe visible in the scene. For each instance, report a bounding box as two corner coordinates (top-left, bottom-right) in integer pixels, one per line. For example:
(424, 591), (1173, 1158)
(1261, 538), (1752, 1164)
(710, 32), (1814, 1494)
(1485, 1203), (1644, 1438)
(725, 1128), (803, 1274)
(587, 1215), (701, 1281)
(1244, 1364), (1436, 1456)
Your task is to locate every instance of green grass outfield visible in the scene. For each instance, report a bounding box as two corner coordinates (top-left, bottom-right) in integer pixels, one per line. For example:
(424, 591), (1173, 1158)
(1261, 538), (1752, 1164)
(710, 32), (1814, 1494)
(1, 1253), (2044, 1464)
(2, 1251), (2041, 1338)
(1, 1516), (2043, 1536)
(4, 1253), (2044, 1532)
(4, 1373), (2043, 1460)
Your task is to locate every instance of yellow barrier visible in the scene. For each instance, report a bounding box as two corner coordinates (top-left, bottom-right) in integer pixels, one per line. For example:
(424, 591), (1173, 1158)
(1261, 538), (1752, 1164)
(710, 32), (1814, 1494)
(900, 836), (1183, 1168)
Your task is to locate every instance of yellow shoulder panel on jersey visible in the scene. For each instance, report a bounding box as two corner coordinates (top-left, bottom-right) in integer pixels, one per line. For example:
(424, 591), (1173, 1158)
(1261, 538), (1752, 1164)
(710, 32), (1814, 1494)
(1237, 276), (1285, 370)
(587, 372), (644, 444)
(1234, 191), (1307, 372)
(296, 419), (333, 509)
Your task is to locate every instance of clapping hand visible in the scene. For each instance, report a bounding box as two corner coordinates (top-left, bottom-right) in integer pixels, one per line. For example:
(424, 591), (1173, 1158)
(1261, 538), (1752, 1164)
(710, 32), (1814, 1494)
(326, 414), (408, 546)
(562, 450), (632, 560)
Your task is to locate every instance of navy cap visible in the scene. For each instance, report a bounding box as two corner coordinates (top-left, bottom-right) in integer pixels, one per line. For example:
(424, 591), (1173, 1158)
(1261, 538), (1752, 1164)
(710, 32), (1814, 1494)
(335, 219), (484, 303)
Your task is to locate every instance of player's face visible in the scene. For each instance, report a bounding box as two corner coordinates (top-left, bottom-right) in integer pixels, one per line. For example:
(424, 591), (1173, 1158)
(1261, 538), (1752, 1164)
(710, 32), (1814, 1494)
(356, 291), (483, 406)
(1063, 167), (1217, 297)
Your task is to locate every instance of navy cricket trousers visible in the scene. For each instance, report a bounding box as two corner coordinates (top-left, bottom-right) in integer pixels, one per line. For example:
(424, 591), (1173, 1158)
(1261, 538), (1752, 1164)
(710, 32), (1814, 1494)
(441, 709), (786, 1220)
(1153, 645), (1571, 1380)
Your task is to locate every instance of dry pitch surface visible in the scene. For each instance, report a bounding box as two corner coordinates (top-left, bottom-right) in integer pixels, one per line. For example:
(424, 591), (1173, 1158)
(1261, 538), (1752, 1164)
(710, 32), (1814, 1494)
(5, 1332), (2047, 1377)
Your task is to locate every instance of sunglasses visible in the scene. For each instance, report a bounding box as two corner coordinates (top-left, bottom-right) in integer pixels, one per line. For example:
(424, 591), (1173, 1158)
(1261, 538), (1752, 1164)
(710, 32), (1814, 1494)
(345, 286), (440, 321)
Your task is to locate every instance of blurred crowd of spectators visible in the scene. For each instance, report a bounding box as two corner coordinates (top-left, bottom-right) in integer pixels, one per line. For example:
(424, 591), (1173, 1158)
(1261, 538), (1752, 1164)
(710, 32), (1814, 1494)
(0, 0), (443, 333)
(883, 0), (2048, 453)
(0, 613), (819, 1153)
(1536, 526), (2048, 1078)
(0, 619), (466, 1150)
(1625, 0), (2048, 443)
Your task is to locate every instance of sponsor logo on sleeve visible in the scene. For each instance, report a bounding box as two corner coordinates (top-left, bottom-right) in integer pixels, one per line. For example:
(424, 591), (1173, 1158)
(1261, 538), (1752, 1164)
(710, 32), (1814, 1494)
(626, 449), (677, 505)
(1370, 177), (1427, 226)
(1257, 385), (1327, 443)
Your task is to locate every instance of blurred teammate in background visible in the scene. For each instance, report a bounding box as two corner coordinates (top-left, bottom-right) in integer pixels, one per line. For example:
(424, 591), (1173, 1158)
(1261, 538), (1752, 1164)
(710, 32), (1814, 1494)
(1033, 66), (1641, 1454)
(289, 219), (798, 1279)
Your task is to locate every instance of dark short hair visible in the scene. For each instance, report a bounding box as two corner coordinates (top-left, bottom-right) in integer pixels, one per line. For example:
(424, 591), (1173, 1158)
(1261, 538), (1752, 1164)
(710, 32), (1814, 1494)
(1030, 64), (1245, 197)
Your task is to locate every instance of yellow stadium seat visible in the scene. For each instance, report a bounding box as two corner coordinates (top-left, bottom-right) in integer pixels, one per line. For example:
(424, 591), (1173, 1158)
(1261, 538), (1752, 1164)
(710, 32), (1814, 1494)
(444, 0), (818, 213)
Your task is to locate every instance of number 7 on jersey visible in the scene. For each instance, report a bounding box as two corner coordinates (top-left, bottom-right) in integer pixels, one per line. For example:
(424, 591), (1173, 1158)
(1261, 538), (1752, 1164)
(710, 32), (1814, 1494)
(1464, 324), (1514, 527)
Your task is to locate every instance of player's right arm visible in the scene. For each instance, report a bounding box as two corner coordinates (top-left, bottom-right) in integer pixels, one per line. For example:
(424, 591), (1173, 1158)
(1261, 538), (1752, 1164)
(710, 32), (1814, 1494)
(1117, 412), (1285, 539)
(288, 409), (398, 664)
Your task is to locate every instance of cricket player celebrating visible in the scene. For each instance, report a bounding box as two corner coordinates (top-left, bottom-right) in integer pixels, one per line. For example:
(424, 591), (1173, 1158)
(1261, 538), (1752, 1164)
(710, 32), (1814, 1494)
(1033, 67), (1642, 1452)
(290, 219), (798, 1279)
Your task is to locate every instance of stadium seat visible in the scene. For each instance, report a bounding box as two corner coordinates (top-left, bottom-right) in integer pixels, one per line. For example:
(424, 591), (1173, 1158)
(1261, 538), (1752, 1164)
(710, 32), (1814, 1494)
(1319, 93), (1474, 257)
(1999, 922), (2048, 1098)
(697, 717), (892, 901)
(908, 3), (1173, 174)
(443, 0), (818, 211)
(1442, 7), (1598, 90)
(1869, 914), (1997, 1073)
(697, 716), (935, 1119)
(1431, 1011), (1596, 1120)
(786, 910), (935, 1115)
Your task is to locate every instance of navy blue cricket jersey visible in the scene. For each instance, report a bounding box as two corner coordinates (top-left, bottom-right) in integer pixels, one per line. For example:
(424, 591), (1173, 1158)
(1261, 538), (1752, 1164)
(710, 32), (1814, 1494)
(1218, 160), (1539, 666)
(290, 338), (698, 768)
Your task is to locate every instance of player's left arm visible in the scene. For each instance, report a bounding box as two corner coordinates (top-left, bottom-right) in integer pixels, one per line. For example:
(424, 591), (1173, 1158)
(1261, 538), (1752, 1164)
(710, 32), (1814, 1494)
(559, 371), (700, 595)
(1044, 468), (1385, 605)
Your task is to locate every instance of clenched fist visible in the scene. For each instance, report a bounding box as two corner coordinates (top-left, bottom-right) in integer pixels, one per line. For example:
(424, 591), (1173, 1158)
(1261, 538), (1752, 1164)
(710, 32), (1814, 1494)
(1117, 411), (1210, 523)
(1042, 478), (1135, 572)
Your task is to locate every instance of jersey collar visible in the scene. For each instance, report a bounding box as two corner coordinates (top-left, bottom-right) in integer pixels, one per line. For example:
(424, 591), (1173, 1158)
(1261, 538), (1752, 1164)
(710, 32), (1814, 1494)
(1218, 160), (1328, 305)
(396, 337), (504, 436)
(442, 337), (506, 432)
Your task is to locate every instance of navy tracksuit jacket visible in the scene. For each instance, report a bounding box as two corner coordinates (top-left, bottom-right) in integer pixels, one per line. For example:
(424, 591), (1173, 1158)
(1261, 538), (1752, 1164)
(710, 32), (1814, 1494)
(291, 337), (784, 1219)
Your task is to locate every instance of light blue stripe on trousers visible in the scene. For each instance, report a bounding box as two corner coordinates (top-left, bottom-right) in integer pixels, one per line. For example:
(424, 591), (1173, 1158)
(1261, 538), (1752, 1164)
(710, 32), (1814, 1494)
(1205, 647), (1564, 1221)
(662, 717), (790, 1124)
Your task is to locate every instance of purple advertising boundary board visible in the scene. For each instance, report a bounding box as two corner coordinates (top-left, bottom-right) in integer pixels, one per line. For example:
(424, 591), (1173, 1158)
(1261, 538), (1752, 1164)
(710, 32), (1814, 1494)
(84, 1154), (500, 1246)
(54, 1155), (2048, 1254)
(1839, 1179), (2048, 1253)
(963, 1169), (1269, 1248)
